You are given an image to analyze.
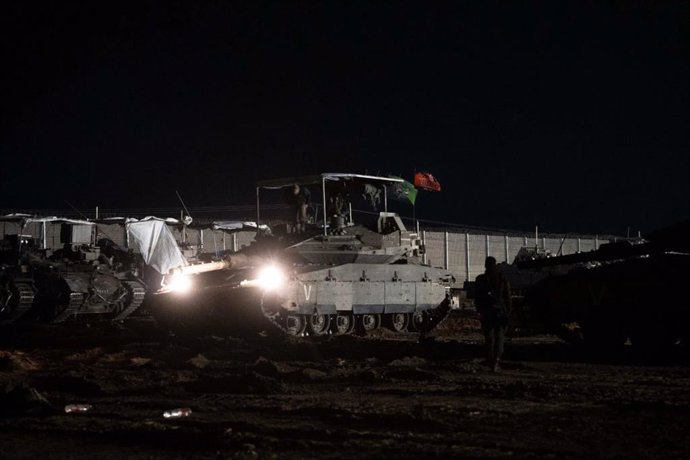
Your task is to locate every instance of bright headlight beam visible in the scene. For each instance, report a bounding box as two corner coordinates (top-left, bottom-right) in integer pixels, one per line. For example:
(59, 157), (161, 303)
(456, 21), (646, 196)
(255, 265), (285, 291)
(166, 274), (192, 294)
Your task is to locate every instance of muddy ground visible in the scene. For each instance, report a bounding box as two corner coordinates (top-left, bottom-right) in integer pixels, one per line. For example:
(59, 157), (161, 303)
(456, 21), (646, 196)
(1, 312), (689, 459)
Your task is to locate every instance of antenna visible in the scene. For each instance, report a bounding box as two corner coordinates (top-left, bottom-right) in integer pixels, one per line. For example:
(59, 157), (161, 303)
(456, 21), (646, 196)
(64, 200), (89, 220)
(175, 190), (192, 219)
(557, 233), (568, 256)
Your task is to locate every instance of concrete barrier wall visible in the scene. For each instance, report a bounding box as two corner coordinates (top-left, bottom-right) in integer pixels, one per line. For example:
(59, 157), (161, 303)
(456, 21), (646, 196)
(422, 229), (610, 282)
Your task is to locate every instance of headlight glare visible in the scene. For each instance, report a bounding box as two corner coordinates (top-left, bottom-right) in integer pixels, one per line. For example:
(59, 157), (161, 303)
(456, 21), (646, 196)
(256, 265), (285, 291)
(166, 273), (192, 294)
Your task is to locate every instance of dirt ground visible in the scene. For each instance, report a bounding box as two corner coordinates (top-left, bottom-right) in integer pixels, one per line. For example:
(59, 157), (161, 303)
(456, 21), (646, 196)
(1, 312), (689, 459)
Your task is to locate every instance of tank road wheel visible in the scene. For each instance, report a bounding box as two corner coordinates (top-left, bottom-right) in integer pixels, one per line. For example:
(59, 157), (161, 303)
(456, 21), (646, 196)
(408, 311), (426, 332)
(356, 314), (381, 334)
(285, 314), (307, 336)
(308, 312), (331, 336)
(385, 313), (409, 333)
(333, 313), (355, 335)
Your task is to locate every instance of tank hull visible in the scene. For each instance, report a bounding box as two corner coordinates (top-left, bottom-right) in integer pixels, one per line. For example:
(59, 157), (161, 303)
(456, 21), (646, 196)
(150, 262), (452, 337)
(527, 253), (690, 348)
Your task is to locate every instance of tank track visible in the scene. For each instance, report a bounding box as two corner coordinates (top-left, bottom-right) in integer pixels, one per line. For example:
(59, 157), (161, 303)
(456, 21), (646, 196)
(52, 292), (85, 323)
(419, 297), (452, 332)
(0, 282), (36, 324)
(112, 281), (146, 321)
(262, 297), (452, 337)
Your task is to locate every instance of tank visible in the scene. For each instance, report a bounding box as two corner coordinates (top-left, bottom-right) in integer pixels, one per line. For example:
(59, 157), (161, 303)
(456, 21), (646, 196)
(0, 215), (146, 323)
(0, 232), (37, 323)
(520, 220), (690, 349)
(149, 173), (455, 337)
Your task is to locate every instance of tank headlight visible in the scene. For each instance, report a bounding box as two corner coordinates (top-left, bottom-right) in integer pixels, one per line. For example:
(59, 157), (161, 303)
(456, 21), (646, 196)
(166, 273), (193, 294)
(256, 265), (285, 291)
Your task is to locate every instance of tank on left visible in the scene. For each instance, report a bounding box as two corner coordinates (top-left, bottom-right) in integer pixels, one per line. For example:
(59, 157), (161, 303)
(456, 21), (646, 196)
(0, 215), (146, 324)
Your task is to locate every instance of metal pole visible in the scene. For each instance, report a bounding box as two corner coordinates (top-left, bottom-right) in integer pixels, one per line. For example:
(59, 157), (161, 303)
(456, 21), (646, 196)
(577, 237), (581, 253)
(95, 206), (99, 220)
(485, 234), (490, 258)
(595, 235), (599, 250)
(504, 234), (509, 263)
(465, 233), (470, 281)
(384, 185), (388, 213)
(322, 177), (327, 237)
(42, 222), (47, 250)
(256, 187), (260, 227)
(422, 230), (428, 265)
(232, 233), (238, 252)
(444, 231), (449, 270)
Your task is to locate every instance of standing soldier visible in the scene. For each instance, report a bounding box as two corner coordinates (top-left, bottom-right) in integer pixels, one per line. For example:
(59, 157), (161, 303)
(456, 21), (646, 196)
(290, 184), (310, 234)
(475, 256), (512, 372)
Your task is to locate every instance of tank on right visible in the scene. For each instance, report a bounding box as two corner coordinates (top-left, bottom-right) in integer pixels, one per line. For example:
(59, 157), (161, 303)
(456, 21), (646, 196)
(512, 220), (690, 350)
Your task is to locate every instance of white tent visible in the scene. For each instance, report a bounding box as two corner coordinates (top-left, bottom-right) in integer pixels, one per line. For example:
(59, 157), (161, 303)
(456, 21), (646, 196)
(126, 219), (188, 274)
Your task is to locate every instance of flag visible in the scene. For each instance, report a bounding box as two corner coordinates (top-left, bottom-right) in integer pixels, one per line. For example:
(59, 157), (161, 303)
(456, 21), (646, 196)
(413, 172), (442, 192)
(389, 177), (418, 205)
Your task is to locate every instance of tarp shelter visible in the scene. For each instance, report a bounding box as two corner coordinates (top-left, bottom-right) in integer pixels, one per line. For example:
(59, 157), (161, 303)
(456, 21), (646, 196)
(126, 219), (188, 274)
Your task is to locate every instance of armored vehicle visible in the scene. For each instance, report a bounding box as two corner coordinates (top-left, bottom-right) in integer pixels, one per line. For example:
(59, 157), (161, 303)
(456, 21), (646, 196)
(150, 173), (454, 336)
(0, 215), (146, 323)
(520, 220), (690, 349)
(0, 228), (37, 323)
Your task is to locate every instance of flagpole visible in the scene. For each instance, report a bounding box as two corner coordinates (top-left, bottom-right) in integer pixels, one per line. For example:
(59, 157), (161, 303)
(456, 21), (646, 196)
(412, 169), (417, 229)
(413, 168), (416, 228)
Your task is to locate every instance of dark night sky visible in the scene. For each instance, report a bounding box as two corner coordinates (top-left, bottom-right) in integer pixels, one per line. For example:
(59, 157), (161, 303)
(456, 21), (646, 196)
(1, 2), (688, 234)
